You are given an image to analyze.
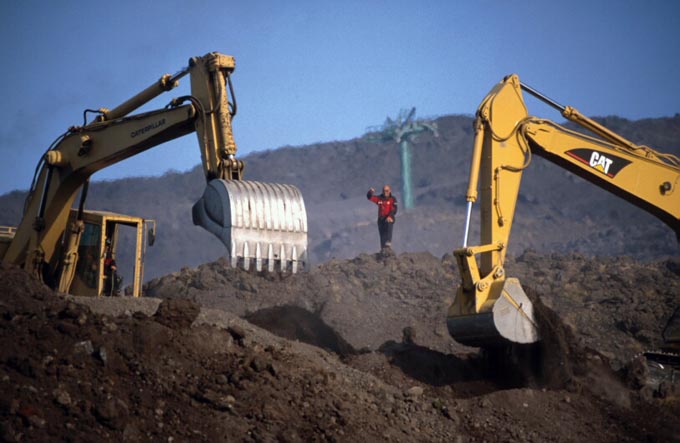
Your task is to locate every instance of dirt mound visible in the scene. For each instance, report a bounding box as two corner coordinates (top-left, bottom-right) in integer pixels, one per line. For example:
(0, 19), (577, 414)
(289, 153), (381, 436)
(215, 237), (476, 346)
(143, 250), (680, 440)
(516, 286), (636, 413)
(0, 263), (462, 442)
(2, 250), (680, 442)
(146, 250), (680, 370)
(145, 252), (460, 355)
(245, 305), (357, 358)
(153, 298), (200, 329)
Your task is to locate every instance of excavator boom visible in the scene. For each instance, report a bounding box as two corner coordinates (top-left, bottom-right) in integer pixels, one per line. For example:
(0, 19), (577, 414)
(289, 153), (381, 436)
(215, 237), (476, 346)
(449, 74), (680, 347)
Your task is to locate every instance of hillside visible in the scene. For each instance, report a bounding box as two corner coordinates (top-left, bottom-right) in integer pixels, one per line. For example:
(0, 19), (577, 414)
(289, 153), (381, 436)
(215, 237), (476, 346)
(1, 114), (679, 283)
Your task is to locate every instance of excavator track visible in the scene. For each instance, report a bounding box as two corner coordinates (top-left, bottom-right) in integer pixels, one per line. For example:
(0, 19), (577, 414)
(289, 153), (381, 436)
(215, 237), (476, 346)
(638, 350), (680, 392)
(643, 350), (680, 368)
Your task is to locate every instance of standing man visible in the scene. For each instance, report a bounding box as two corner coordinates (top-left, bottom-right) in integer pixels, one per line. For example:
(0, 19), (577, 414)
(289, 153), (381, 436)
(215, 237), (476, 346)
(367, 185), (398, 251)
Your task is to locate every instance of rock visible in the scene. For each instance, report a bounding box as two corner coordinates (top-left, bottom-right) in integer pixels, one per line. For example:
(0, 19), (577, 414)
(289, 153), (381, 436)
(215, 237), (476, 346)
(250, 356), (268, 373)
(154, 298), (200, 329)
(193, 390), (235, 412)
(94, 398), (129, 430)
(227, 325), (246, 342)
(53, 388), (72, 407)
(28, 415), (46, 428)
(96, 347), (108, 366)
(74, 340), (94, 356)
(406, 386), (424, 397)
(402, 326), (417, 344)
(216, 374), (228, 385)
(59, 302), (84, 320)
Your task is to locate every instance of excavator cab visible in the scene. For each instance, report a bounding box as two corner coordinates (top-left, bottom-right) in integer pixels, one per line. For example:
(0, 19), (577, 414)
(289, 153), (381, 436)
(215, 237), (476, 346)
(67, 210), (154, 297)
(1, 209), (154, 297)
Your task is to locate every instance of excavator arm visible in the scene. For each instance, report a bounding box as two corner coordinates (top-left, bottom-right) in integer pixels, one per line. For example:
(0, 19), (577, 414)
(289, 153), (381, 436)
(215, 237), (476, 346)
(2, 52), (307, 293)
(3, 104), (196, 287)
(448, 74), (680, 347)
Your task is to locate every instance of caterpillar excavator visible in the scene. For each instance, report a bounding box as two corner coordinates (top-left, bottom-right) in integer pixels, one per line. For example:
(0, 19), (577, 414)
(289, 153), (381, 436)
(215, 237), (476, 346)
(0, 52), (308, 297)
(447, 74), (680, 348)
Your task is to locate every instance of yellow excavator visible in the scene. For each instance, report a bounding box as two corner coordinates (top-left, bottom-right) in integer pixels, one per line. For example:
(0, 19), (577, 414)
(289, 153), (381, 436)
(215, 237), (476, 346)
(0, 52), (308, 297)
(448, 74), (680, 347)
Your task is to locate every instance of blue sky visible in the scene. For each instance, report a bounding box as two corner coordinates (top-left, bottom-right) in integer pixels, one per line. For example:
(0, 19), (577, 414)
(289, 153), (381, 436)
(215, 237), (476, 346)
(1, 0), (679, 195)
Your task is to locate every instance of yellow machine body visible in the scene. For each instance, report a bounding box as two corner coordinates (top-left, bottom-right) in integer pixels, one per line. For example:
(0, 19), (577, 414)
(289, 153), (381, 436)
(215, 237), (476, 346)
(1, 52), (308, 297)
(449, 75), (680, 347)
(1, 209), (154, 297)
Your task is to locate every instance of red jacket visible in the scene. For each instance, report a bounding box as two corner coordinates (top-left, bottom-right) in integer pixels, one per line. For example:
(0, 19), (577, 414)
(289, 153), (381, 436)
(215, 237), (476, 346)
(367, 190), (398, 220)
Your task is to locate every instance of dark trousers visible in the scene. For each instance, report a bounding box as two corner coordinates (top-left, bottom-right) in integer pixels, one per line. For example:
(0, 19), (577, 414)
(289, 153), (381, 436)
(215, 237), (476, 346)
(378, 218), (394, 249)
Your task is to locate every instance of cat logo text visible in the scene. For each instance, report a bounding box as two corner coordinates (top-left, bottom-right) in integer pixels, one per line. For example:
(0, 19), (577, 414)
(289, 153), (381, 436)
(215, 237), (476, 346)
(566, 148), (631, 178)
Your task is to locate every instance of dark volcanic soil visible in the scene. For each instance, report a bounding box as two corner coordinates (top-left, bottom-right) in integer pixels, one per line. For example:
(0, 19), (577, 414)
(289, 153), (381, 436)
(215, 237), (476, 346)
(1, 251), (679, 442)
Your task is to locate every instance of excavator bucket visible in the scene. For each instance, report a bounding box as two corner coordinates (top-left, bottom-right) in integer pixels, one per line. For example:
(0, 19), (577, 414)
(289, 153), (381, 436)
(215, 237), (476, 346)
(447, 278), (539, 348)
(192, 179), (308, 272)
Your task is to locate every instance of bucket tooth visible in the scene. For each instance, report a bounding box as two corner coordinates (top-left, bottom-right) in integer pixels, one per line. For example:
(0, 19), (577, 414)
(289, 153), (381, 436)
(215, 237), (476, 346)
(267, 244), (275, 272)
(255, 243), (262, 272)
(243, 242), (250, 271)
(291, 246), (298, 274)
(192, 179), (308, 272)
(230, 242), (238, 268)
(279, 244), (286, 272)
